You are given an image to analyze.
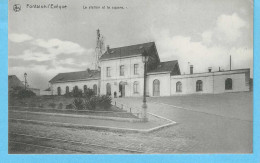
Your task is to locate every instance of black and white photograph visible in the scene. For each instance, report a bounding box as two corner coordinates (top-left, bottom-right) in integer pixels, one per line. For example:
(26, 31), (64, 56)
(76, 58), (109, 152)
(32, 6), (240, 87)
(8, 0), (253, 154)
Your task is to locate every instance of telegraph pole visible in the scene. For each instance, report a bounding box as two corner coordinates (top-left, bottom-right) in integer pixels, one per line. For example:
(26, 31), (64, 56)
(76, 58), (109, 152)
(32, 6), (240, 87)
(95, 29), (105, 70)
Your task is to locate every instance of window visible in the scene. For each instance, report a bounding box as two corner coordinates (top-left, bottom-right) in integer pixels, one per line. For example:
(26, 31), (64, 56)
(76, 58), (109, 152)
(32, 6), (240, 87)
(83, 85), (87, 93)
(134, 64), (139, 75)
(57, 87), (61, 95)
(225, 78), (232, 90)
(106, 67), (111, 77)
(133, 81), (139, 93)
(196, 80), (203, 92)
(120, 65), (124, 76)
(93, 84), (97, 95)
(74, 86), (79, 93)
(106, 83), (111, 95)
(176, 81), (182, 92)
(66, 86), (69, 94)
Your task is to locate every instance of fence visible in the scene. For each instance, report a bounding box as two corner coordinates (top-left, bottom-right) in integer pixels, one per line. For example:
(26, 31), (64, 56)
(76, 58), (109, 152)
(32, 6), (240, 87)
(112, 100), (141, 118)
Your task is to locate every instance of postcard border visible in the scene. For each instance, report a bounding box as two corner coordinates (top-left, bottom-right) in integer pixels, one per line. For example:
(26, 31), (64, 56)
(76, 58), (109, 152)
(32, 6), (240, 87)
(0, 0), (259, 162)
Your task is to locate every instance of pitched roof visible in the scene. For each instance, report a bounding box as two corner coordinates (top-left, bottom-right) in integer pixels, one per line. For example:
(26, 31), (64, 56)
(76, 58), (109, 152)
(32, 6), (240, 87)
(147, 60), (179, 74)
(8, 75), (24, 88)
(99, 42), (155, 60)
(49, 70), (100, 83)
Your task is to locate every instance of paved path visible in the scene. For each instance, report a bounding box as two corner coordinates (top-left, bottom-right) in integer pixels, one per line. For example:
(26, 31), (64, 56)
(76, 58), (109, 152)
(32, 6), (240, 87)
(114, 96), (253, 153)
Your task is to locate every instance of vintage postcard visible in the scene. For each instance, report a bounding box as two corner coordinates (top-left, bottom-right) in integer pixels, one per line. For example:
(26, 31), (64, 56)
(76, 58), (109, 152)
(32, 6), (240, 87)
(7, 0), (255, 157)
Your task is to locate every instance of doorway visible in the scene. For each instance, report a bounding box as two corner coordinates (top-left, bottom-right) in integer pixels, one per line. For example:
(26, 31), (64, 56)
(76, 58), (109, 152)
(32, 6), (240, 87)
(119, 82), (125, 97)
(57, 87), (61, 96)
(153, 79), (160, 96)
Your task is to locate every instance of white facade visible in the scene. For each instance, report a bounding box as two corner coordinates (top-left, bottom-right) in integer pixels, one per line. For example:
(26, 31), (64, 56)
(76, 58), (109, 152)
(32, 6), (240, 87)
(100, 56), (145, 97)
(50, 64), (250, 97)
(170, 69), (250, 95)
(50, 42), (251, 97)
(147, 72), (171, 96)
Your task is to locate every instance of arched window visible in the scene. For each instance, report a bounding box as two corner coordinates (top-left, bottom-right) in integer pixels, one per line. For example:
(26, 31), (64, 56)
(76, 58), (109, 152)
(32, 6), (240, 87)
(57, 87), (61, 95)
(196, 80), (203, 92)
(133, 81), (139, 93)
(66, 86), (69, 94)
(93, 84), (97, 95)
(83, 85), (87, 93)
(153, 79), (160, 96)
(74, 86), (78, 93)
(106, 83), (111, 96)
(176, 81), (182, 92)
(225, 78), (232, 90)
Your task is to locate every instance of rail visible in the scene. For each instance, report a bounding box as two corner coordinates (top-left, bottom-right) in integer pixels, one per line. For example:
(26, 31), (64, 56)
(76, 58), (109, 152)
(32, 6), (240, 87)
(9, 132), (144, 154)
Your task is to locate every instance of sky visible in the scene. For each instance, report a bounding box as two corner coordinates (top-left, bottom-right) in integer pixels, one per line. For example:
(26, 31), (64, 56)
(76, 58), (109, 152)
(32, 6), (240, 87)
(8, 0), (253, 90)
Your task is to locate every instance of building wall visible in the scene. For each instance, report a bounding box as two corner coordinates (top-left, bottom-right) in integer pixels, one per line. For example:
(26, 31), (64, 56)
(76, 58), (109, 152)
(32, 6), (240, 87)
(40, 90), (52, 96)
(100, 78), (144, 97)
(213, 71), (250, 93)
(51, 79), (99, 95)
(147, 73), (171, 96)
(170, 69), (250, 95)
(171, 75), (213, 94)
(50, 55), (250, 97)
(100, 56), (145, 97)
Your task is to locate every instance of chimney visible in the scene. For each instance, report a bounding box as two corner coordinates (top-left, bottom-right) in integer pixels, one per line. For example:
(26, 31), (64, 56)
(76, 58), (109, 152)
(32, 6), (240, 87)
(190, 65), (193, 74)
(208, 67), (212, 72)
(219, 67), (221, 72)
(107, 45), (110, 53)
(230, 55), (232, 71)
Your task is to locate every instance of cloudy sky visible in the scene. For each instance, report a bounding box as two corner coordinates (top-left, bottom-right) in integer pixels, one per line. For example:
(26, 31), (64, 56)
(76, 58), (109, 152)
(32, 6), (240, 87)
(8, 0), (253, 90)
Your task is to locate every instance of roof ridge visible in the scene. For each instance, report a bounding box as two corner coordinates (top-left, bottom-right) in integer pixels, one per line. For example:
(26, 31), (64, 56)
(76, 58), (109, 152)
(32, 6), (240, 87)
(58, 69), (100, 75)
(160, 60), (178, 63)
(109, 41), (154, 50)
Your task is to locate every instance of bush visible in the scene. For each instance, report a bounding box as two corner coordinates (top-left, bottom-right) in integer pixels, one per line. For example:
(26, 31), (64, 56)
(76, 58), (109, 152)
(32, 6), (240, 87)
(72, 98), (85, 110)
(48, 103), (56, 109)
(72, 89), (83, 97)
(84, 95), (111, 110)
(84, 96), (98, 110)
(83, 88), (95, 99)
(17, 89), (36, 98)
(64, 91), (73, 97)
(70, 95), (112, 111)
(9, 86), (23, 97)
(66, 104), (74, 110)
(98, 95), (112, 110)
(57, 103), (63, 109)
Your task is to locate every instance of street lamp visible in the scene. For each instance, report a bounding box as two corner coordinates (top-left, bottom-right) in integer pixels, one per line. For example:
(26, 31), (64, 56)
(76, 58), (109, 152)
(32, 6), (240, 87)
(24, 72), (27, 90)
(141, 48), (149, 122)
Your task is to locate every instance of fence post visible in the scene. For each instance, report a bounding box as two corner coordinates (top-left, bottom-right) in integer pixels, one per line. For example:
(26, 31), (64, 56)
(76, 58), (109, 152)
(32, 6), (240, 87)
(115, 101), (116, 106)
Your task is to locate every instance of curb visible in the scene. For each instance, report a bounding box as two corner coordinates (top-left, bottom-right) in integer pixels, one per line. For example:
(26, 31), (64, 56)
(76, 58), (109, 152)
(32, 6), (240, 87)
(9, 118), (176, 133)
(9, 110), (141, 123)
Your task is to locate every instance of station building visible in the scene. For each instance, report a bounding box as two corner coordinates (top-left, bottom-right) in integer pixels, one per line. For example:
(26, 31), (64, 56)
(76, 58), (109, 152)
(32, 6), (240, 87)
(49, 42), (250, 97)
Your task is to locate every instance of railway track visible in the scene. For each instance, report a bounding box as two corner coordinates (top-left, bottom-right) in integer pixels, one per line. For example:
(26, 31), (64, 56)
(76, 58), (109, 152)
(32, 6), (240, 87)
(9, 132), (144, 154)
